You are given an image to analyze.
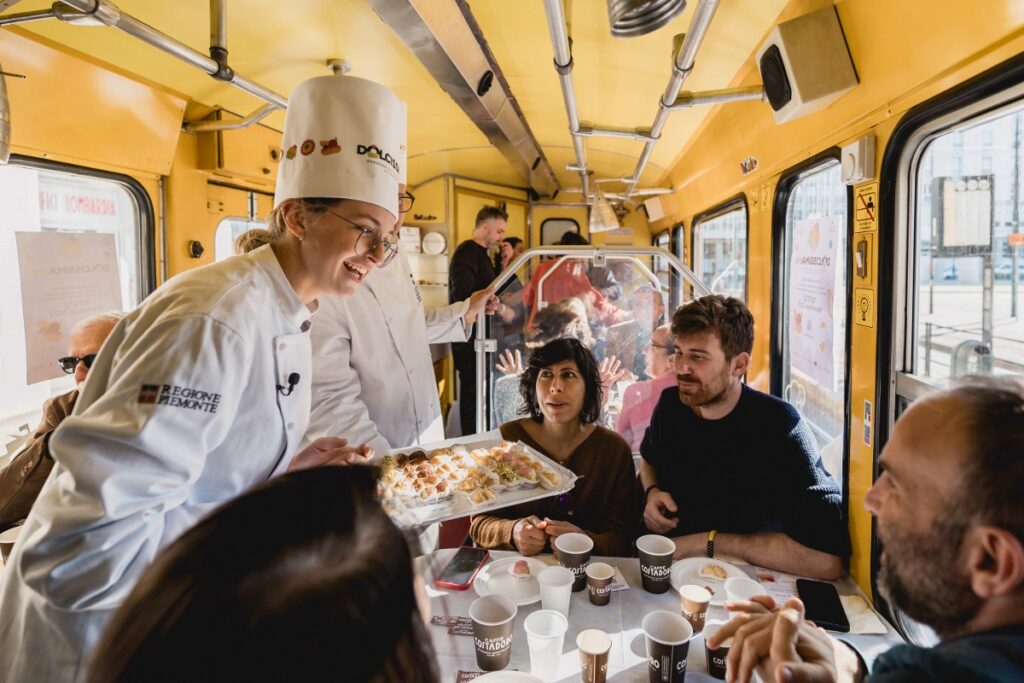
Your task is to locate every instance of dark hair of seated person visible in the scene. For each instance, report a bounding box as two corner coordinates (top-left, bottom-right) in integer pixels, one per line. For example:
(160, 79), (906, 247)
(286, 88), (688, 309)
(519, 337), (602, 425)
(86, 466), (438, 683)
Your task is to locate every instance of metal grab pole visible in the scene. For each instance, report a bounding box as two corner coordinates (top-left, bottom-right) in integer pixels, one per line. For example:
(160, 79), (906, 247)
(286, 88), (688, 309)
(472, 245), (712, 433)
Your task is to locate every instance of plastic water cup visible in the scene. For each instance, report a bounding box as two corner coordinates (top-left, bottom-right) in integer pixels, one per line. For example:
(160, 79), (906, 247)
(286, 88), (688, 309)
(524, 609), (568, 682)
(724, 576), (766, 603)
(538, 565), (574, 617)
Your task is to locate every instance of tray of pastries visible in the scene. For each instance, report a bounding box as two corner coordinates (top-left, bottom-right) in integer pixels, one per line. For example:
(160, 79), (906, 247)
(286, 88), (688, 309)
(377, 433), (578, 527)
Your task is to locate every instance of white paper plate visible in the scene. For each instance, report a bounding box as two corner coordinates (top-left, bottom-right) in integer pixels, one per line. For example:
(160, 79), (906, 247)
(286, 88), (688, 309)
(474, 556), (549, 606)
(422, 232), (447, 255)
(474, 672), (544, 682)
(670, 557), (747, 606)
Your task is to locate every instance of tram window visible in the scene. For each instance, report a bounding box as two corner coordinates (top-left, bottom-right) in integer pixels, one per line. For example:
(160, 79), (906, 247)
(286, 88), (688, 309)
(911, 106), (1024, 382)
(214, 217), (268, 260)
(540, 217), (579, 245)
(693, 203), (748, 300)
(778, 161), (849, 483)
(0, 163), (146, 437)
(652, 231), (671, 291)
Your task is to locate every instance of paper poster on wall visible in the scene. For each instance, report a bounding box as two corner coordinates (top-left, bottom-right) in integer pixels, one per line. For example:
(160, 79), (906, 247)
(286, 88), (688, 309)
(16, 232), (123, 384)
(789, 216), (843, 391)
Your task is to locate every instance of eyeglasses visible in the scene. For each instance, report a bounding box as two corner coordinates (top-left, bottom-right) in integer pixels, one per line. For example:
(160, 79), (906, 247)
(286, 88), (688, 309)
(398, 191), (416, 214)
(325, 210), (399, 267)
(58, 354), (97, 374)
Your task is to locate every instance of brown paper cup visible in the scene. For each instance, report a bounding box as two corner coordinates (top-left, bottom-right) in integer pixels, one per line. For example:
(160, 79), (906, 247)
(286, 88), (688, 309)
(586, 561), (614, 607)
(469, 595), (518, 671)
(555, 532), (594, 592)
(704, 620), (731, 680)
(679, 584), (711, 634)
(577, 629), (611, 683)
(642, 610), (693, 683)
(636, 534), (675, 594)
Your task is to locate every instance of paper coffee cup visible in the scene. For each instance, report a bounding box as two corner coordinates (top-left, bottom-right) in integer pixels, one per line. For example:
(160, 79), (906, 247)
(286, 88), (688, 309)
(642, 610), (693, 683)
(0, 525), (21, 565)
(703, 620), (731, 680)
(469, 594), (518, 671)
(554, 532), (593, 592)
(637, 534), (675, 594)
(679, 584), (711, 634)
(577, 629), (611, 683)
(525, 609), (568, 682)
(724, 576), (766, 603)
(538, 565), (574, 617)
(586, 561), (614, 607)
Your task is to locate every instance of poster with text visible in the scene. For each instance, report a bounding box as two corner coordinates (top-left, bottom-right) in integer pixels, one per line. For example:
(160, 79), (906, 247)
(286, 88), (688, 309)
(788, 216), (843, 391)
(16, 232), (123, 384)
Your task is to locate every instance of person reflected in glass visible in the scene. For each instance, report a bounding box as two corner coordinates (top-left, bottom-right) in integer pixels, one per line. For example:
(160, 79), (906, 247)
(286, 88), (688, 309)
(471, 338), (637, 557)
(491, 236), (527, 353)
(615, 324), (678, 453)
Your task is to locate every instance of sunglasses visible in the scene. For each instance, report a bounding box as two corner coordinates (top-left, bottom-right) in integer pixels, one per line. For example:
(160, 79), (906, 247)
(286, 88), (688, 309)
(58, 354), (97, 374)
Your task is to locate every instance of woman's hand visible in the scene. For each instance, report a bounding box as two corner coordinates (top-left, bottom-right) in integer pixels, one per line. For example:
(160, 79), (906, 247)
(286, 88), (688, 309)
(598, 356), (632, 400)
(495, 349), (524, 376)
(288, 437), (373, 471)
(541, 518), (583, 538)
(512, 515), (548, 555)
(464, 286), (496, 326)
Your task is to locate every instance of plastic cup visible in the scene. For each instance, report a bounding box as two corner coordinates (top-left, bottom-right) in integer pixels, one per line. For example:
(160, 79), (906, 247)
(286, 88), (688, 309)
(577, 629), (612, 683)
(554, 532), (594, 592)
(724, 576), (766, 603)
(642, 610), (693, 683)
(469, 594), (517, 671)
(679, 584), (711, 634)
(524, 609), (568, 682)
(538, 565), (574, 617)
(703, 620), (731, 680)
(585, 561), (614, 606)
(636, 534), (675, 593)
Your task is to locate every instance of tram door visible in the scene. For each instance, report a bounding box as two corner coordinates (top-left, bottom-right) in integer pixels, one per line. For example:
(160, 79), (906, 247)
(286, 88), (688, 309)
(775, 161), (851, 486)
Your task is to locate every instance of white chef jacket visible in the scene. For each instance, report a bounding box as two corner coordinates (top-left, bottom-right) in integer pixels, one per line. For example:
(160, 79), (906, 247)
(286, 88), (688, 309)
(0, 245), (312, 683)
(304, 252), (468, 454)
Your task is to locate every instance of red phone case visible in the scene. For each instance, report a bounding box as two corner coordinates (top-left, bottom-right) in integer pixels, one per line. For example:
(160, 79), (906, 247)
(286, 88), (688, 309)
(434, 547), (490, 590)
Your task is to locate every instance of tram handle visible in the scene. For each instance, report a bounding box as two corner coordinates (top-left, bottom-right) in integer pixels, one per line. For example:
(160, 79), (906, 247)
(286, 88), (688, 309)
(472, 245), (712, 434)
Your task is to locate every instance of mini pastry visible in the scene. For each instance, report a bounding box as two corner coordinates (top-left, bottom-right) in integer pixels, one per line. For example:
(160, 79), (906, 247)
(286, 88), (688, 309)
(509, 559), (531, 581)
(699, 564), (728, 580)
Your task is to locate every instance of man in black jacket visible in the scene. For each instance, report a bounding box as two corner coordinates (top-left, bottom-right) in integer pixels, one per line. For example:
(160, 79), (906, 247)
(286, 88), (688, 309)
(450, 206), (506, 434)
(710, 374), (1024, 683)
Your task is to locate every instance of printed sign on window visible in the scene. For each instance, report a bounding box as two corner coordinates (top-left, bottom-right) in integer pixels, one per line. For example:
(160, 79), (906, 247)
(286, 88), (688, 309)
(788, 216), (843, 391)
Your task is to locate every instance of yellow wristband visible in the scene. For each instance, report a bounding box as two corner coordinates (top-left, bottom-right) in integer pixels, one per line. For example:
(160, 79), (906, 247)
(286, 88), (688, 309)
(707, 529), (718, 558)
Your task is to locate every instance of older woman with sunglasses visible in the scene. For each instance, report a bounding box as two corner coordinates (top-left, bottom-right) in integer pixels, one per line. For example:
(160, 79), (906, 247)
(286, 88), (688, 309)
(470, 338), (637, 557)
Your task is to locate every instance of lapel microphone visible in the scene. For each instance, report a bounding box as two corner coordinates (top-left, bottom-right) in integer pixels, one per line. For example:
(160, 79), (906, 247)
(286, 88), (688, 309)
(277, 372), (301, 396)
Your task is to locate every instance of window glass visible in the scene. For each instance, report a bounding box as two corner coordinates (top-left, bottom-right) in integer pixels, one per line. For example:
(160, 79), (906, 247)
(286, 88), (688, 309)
(540, 218), (579, 245)
(780, 162), (849, 483)
(694, 204), (748, 300)
(215, 217), (268, 260)
(0, 164), (146, 437)
(913, 107), (1024, 381)
(652, 232), (671, 291)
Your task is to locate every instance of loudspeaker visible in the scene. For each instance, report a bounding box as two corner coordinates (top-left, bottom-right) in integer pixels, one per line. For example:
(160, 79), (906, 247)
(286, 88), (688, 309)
(642, 196), (665, 222)
(756, 7), (858, 124)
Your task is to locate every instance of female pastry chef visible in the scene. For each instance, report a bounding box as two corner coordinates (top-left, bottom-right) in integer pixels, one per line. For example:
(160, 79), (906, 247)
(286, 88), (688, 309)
(0, 75), (404, 683)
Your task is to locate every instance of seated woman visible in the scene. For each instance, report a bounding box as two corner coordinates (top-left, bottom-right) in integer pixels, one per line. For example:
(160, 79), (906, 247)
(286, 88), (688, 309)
(471, 338), (637, 557)
(86, 466), (438, 683)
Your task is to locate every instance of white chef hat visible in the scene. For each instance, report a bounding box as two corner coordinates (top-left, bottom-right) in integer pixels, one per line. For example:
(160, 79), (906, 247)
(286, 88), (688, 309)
(397, 99), (408, 186)
(274, 75), (403, 221)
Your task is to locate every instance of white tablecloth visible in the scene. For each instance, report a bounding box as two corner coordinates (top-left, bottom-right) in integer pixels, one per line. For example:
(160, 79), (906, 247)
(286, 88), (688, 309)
(418, 550), (904, 683)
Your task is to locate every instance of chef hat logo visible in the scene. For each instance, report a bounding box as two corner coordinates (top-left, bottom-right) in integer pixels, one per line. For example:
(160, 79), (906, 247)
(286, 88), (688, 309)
(274, 75), (404, 221)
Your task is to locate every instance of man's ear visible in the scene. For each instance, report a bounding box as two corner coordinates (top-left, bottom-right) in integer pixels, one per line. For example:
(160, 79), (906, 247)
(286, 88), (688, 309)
(731, 351), (751, 378)
(279, 200), (307, 241)
(965, 525), (1024, 599)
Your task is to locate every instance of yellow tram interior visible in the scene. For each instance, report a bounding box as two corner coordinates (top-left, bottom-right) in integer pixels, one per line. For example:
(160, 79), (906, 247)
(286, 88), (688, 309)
(2, 0), (1024, 618)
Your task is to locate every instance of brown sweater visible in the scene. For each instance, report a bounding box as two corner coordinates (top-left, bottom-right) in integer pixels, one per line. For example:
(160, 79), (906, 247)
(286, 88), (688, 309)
(469, 421), (637, 556)
(0, 389), (78, 530)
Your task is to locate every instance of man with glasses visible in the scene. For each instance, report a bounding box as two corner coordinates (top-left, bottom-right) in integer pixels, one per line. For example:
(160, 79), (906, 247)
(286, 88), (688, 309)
(615, 324), (677, 452)
(0, 312), (121, 529)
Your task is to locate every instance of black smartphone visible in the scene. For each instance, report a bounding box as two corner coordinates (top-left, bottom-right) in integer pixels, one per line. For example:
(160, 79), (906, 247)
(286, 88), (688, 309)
(796, 579), (850, 633)
(434, 546), (490, 590)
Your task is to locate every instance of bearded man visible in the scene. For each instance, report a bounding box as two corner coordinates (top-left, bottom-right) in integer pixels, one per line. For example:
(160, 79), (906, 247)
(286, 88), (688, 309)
(639, 295), (848, 580)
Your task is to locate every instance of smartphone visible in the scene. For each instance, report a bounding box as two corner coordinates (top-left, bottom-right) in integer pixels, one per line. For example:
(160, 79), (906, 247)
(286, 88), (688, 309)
(796, 579), (850, 633)
(434, 546), (490, 590)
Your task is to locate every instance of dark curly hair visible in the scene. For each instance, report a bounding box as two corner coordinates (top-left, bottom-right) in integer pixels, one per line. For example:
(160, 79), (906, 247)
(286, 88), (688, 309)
(518, 338), (602, 424)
